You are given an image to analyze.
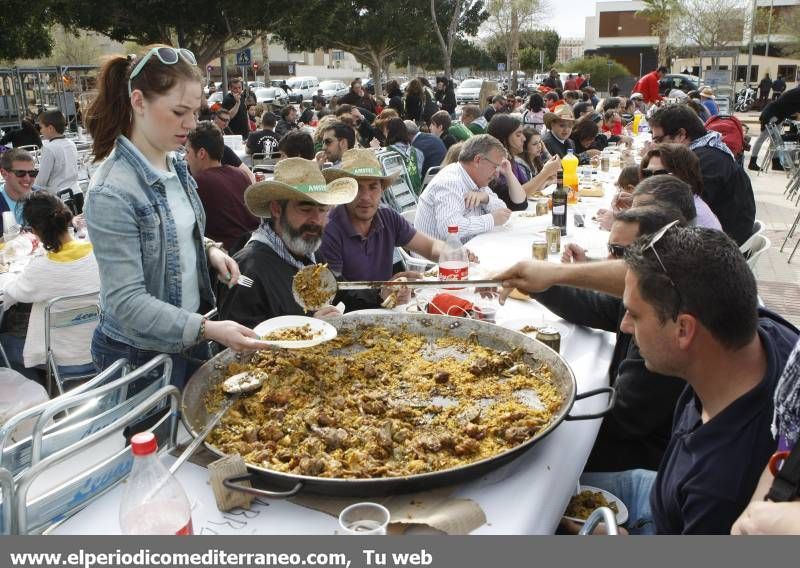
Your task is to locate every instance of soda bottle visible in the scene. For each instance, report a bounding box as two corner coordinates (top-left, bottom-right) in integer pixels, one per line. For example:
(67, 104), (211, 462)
(119, 432), (193, 535)
(632, 110), (642, 135)
(561, 149), (579, 192)
(438, 225), (469, 286)
(551, 171), (568, 237)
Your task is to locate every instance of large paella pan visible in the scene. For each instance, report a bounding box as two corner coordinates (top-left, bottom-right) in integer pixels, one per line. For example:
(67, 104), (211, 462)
(181, 313), (614, 497)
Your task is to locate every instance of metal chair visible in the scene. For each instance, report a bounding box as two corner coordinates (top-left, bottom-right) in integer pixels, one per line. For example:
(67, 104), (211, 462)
(43, 291), (101, 396)
(252, 151), (280, 172)
(578, 507), (619, 535)
(14, 383), (180, 534)
(0, 467), (12, 535)
(421, 166), (442, 189)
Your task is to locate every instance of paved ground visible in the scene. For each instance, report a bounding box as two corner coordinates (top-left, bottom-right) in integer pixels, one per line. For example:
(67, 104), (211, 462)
(743, 117), (800, 326)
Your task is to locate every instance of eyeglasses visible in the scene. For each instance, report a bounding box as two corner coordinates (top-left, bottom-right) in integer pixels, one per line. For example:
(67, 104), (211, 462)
(10, 169), (39, 178)
(322, 138), (337, 146)
(216, 115), (231, 123)
(642, 219), (683, 319)
(607, 243), (628, 259)
(641, 168), (671, 178)
(651, 134), (666, 143)
(481, 155), (503, 170)
(128, 47), (197, 97)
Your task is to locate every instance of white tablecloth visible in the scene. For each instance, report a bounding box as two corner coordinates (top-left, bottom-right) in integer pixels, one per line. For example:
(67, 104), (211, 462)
(48, 180), (623, 535)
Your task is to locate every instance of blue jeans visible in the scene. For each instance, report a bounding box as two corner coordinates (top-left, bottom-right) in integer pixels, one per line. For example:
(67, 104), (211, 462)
(91, 328), (210, 391)
(0, 333), (96, 383)
(580, 469), (658, 535)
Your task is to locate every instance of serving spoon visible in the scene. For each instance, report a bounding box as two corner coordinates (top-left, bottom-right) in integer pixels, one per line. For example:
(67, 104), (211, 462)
(292, 264), (503, 311)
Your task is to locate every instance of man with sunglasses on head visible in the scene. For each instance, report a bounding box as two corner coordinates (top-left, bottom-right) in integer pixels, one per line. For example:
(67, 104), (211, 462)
(500, 225), (799, 534)
(648, 105), (755, 245)
(221, 78), (250, 139)
(541, 206), (688, 475)
(0, 148), (36, 233)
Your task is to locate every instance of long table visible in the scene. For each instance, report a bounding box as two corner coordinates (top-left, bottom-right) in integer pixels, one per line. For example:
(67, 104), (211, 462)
(45, 179), (621, 535)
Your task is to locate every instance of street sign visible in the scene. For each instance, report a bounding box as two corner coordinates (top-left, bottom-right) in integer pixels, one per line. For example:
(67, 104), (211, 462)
(288, 63), (296, 75)
(497, 63), (506, 72)
(206, 64), (212, 72)
(235, 48), (252, 67)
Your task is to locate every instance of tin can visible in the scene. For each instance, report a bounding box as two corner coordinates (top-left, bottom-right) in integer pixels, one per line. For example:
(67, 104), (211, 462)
(546, 226), (561, 254)
(601, 154), (610, 172)
(532, 240), (548, 260)
(535, 326), (561, 353)
(535, 198), (549, 216)
(254, 171), (266, 182)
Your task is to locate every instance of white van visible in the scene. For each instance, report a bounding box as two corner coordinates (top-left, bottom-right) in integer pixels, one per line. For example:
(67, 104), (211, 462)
(285, 76), (320, 103)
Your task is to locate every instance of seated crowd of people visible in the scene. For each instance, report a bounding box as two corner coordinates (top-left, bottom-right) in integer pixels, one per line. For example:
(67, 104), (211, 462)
(2, 58), (800, 536)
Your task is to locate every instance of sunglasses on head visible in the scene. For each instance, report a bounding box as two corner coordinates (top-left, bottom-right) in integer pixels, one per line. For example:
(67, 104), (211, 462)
(642, 219), (683, 319)
(128, 47), (197, 97)
(10, 169), (39, 178)
(641, 168), (671, 178)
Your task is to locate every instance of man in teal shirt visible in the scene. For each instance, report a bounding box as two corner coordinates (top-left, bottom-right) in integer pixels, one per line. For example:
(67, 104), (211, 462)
(0, 148), (36, 231)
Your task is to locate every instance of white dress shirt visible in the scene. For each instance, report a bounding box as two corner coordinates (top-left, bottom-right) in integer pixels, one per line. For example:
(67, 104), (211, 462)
(413, 162), (506, 243)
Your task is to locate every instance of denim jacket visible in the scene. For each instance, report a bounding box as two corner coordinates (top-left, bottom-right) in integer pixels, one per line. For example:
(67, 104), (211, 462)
(84, 135), (214, 352)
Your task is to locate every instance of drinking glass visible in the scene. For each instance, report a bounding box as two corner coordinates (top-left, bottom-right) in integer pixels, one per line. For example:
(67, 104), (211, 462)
(338, 502), (390, 535)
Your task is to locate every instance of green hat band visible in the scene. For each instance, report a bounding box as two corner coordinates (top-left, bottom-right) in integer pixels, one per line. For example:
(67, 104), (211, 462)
(350, 166), (384, 176)
(293, 183), (328, 193)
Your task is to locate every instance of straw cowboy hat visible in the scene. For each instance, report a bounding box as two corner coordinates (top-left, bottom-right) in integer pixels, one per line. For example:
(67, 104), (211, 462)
(543, 104), (576, 129)
(699, 86), (715, 99)
(321, 148), (400, 187)
(630, 92), (644, 100)
(244, 157), (357, 217)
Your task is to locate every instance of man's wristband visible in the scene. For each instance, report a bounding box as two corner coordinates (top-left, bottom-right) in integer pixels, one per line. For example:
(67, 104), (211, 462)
(197, 317), (208, 342)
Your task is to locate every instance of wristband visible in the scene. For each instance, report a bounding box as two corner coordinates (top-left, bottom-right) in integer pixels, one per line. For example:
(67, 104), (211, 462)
(197, 317), (208, 342)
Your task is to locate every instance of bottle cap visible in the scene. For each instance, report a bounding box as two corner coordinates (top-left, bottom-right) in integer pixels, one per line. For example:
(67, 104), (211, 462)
(447, 225), (458, 234)
(131, 432), (158, 456)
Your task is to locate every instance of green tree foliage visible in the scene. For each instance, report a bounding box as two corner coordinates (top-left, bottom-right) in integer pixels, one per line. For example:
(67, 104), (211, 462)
(53, 0), (292, 67)
(486, 30), (559, 70)
(0, 2), (56, 61)
(276, 0), (431, 92)
(430, 0), (488, 77)
(557, 56), (630, 88)
(637, 0), (683, 67)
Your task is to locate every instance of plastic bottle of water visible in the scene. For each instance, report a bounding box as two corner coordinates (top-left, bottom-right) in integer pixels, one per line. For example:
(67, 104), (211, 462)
(119, 432), (193, 535)
(438, 225), (469, 284)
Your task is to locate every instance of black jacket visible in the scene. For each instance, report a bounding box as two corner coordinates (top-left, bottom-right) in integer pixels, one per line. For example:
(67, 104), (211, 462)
(542, 130), (575, 159)
(534, 286), (685, 472)
(760, 87), (800, 124)
(693, 145), (755, 245)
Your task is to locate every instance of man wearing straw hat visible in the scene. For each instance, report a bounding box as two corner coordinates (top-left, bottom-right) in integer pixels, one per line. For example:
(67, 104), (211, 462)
(219, 158), (358, 327)
(541, 105), (576, 159)
(319, 149), (453, 307)
(699, 87), (719, 118)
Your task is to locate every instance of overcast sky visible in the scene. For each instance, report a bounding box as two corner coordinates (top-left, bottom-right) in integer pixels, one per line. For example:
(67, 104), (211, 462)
(543, 0), (599, 39)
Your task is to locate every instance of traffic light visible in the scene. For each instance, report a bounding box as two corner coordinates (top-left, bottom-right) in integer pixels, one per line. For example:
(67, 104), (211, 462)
(253, 62), (259, 71)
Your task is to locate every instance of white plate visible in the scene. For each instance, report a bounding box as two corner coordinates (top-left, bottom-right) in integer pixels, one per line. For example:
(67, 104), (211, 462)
(564, 485), (629, 525)
(498, 317), (572, 342)
(253, 315), (337, 349)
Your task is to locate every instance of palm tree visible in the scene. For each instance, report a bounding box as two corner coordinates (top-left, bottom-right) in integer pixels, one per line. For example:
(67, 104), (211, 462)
(638, 0), (683, 67)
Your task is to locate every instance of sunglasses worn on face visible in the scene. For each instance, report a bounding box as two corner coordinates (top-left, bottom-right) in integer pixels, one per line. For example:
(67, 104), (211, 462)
(217, 116), (231, 123)
(128, 47), (197, 96)
(607, 243), (628, 259)
(642, 219), (683, 319)
(10, 169), (39, 178)
(641, 168), (671, 178)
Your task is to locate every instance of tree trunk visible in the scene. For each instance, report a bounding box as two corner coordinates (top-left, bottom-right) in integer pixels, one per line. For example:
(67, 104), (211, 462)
(261, 33), (271, 83)
(510, 7), (520, 93)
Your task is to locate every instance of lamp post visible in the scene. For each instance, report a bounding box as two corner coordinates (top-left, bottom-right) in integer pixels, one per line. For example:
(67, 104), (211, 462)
(607, 59), (613, 95)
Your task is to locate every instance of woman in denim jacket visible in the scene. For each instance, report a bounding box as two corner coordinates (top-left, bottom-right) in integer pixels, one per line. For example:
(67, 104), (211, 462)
(83, 46), (270, 387)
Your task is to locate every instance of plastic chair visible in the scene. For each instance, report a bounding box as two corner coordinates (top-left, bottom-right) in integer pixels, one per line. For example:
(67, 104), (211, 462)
(738, 219), (765, 257)
(742, 233), (771, 272)
(421, 166), (442, 189)
(44, 291), (101, 396)
(252, 151), (280, 171)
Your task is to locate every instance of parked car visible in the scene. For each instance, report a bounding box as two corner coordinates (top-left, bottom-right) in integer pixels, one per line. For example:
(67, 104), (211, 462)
(659, 74), (700, 95)
(319, 80), (348, 99)
(247, 81), (265, 90)
(285, 76), (320, 103)
(455, 78), (484, 104)
(253, 87), (289, 106)
(207, 91), (224, 105)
